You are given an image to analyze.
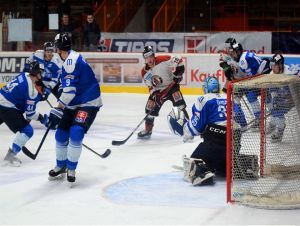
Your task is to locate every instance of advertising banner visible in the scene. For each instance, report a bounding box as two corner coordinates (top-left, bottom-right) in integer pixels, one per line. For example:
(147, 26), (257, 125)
(0, 52), (299, 94)
(101, 32), (272, 54)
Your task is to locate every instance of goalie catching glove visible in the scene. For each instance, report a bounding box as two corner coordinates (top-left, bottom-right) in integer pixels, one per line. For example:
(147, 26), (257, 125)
(167, 107), (193, 142)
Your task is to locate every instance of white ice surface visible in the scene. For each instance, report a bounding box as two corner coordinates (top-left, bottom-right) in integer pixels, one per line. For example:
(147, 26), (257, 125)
(0, 93), (300, 225)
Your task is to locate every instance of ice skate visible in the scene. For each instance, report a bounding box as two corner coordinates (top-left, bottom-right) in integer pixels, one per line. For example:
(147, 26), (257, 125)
(271, 128), (285, 143)
(67, 169), (76, 188)
(48, 166), (66, 181)
(137, 129), (152, 139)
(138, 118), (154, 140)
(3, 148), (21, 167)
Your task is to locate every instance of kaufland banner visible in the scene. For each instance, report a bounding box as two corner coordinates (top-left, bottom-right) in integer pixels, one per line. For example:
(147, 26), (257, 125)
(101, 32), (272, 54)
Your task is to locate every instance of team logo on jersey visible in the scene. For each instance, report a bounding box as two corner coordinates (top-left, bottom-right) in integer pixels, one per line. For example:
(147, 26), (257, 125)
(65, 75), (74, 79)
(184, 36), (206, 53)
(75, 111), (88, 123)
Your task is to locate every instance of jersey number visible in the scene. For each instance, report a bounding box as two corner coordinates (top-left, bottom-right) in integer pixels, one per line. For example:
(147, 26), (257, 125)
(4, 81), (18, 93)
(218, 105), (227, 118)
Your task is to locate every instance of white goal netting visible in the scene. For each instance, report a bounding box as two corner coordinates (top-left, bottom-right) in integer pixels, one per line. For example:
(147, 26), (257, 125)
(227, 73), (300, 209)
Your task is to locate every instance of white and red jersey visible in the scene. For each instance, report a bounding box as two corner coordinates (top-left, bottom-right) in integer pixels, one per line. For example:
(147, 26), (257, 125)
(141, 55), (182, 92)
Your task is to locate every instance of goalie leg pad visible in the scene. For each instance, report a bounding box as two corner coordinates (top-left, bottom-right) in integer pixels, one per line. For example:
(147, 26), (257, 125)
(233, 154), (259, 179)
(182, 156), (215, 185)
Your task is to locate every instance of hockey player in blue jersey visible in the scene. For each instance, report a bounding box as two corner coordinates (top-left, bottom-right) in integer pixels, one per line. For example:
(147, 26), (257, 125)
(267, 52), (300, 142)
(47, 33), (102, 186)
(25, 42), (63, 99)
(224, 39), (272, 130)
(168, 76), (258, 185)
(0, 61), (49, 166)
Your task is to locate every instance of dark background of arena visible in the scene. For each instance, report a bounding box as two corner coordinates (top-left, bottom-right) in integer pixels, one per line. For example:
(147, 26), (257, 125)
(0, 0), (300, 52)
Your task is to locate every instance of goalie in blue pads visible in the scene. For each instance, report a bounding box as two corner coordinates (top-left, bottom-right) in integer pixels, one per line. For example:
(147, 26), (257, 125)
(168, 76), (257, 185)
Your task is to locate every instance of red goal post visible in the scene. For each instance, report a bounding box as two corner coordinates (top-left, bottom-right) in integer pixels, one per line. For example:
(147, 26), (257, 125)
(226, 73), (300, 209)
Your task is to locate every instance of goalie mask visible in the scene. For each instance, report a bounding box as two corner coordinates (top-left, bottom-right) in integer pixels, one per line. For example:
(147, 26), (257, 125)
(203, 76), (219, 94)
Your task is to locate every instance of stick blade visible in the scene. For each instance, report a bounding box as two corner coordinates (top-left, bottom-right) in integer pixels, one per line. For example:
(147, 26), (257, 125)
(111, 140), (126, 146)
(22, 146), (37, 160)
(101, 149), (111, 158)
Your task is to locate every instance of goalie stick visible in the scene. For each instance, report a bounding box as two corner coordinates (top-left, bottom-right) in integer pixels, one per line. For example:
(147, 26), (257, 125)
(172, 165), (184, 171)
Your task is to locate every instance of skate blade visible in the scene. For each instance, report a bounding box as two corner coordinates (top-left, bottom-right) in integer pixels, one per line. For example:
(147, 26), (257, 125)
(68, 181), (76, 188)
(2, 160), (21, 167)
(137, 135), (151, 140)
(48, 173), (66, 181)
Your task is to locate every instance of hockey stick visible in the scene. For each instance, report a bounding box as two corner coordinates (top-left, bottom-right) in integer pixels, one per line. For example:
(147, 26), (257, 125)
(22, 126), (51, 160)
(82, 144), (111, 158)
(241, 111), (271, 133)
(111, 81), (177, 146)
(46, 99), (111, 159)
(241, 96), (253, 116)
(111, 111), (152, 146)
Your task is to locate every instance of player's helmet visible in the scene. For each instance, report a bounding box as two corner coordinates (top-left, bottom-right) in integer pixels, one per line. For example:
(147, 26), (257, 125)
(143, 46), (155, 58)
(44, 42), (55, 52)
(225, 37), (237, 49)
(271, 52), (284, 66)
(225, 37), (243, 52)
(203, 76), (219, 94)
(29, 61), (43, 76)
(54, 33), (71, 51)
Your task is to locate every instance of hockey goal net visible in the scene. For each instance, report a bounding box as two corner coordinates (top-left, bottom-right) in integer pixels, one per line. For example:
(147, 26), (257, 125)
(226, 73), (300, 209)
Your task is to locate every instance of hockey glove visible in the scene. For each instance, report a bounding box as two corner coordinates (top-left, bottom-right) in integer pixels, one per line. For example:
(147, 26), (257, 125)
(172, 65), (185, 83)
(38, 114), (49, 128)
(48, 108), (63, 129)
(220, 61), (234, 81)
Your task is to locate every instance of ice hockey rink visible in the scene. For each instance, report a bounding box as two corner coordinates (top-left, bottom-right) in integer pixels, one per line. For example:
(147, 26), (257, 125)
(1, 93), (300, 225)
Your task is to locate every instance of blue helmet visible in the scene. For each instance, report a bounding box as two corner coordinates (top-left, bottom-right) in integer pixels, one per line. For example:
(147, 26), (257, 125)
(203, 76), (219, 94)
